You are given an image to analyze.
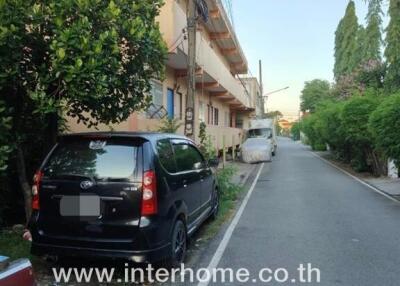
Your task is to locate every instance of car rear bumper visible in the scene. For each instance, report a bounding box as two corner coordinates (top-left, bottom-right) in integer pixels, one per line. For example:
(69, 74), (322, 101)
(29, 211), (173, 263)
(31, 241), (171, 263)
(242, 147), (273, 163)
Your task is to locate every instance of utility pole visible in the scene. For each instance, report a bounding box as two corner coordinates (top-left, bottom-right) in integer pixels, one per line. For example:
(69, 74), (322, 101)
(259, 60), (265, 116)
(185, 0), (197, 140)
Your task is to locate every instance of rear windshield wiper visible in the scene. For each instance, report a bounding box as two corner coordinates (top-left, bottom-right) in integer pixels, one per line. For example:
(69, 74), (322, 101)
(95, 177), (131, 183)
(49, 173), (96, 182)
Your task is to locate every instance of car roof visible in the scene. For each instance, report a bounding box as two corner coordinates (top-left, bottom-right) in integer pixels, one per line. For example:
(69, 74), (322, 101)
(60, 132), (191, 143)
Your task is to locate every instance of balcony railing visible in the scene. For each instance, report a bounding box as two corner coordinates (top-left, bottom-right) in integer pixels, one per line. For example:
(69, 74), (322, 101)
(165, 2), (250, 108)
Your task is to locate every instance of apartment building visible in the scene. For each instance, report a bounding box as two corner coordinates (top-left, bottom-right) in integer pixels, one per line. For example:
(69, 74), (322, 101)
(242, 77), (264, 127)
(69, 0), (259, 150)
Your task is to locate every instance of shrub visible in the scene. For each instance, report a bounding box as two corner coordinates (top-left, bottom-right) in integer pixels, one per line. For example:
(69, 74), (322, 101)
(369, 93), (400, 167)
(301, 115), (326, 151)
(341, 96), (377, 147)
(157, 118), (183, 134)
(216, 166), (241, 201)
(291, 122), (301, 141)
(301, 93), (386, 175)
(198, 122), (216, 161)
(316, 101), (348, 158)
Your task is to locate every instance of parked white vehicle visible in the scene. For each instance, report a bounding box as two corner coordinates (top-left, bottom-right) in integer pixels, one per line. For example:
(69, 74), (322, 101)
(241, 119), (278, 163)
(242, 138), (273, 163)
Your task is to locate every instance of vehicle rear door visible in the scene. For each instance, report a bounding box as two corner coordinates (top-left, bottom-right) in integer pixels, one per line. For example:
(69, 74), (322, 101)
(37, 136), (144, 240)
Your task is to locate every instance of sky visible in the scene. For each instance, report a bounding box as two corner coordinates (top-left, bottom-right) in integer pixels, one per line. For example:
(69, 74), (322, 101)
(232, 0), (374, 120)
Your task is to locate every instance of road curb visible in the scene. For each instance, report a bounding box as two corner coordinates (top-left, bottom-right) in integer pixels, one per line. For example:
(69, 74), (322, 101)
(238, 163), (258, 187)
(311, 151), (400, 204)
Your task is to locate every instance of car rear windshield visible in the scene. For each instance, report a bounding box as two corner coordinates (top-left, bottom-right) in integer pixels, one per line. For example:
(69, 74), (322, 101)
(248, 128), (272, 138)
(42, 138), (140, 181)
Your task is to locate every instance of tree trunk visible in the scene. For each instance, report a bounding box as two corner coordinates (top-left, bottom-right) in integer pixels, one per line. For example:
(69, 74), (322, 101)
(15, 146), (32, 224)
(46, 112), (59, 150)
(368, 149), (387, 177)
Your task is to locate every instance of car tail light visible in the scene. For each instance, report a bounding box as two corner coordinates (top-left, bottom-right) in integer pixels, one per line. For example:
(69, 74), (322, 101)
(141, 170), (157, 215)
(32, 170), (43, 210)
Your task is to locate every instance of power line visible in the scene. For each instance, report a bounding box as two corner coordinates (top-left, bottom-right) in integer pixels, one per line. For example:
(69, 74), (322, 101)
(168, 28), (187, 53)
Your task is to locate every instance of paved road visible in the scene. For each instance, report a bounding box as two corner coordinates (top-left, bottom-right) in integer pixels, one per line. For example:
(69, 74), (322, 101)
(210, 138), (400, 286)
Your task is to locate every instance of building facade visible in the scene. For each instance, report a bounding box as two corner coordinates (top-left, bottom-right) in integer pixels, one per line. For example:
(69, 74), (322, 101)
(68, 0), (259, 150)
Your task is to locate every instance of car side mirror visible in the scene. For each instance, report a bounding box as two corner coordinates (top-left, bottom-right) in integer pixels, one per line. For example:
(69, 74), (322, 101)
(208, 157), (219, 168)
(268, 134), (273, 139)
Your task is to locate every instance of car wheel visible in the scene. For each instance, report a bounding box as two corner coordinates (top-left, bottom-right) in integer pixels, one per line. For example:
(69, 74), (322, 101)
(166, 220), (187, 268)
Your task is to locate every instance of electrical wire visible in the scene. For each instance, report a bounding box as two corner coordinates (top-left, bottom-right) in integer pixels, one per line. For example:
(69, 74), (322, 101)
(167, 27), (188, 53)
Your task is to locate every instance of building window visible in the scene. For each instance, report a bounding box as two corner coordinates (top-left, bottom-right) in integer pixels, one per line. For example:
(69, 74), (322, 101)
(145, 80), (166, 119)
(225, 111), (229, 127)
(236, 114), (243, 129)
(150, 81), (163, 108)
(199, 101), (205, 122)
(214, 108), (219, 126)
(207, 104), (211, 124)
(166, 88), (174, 119)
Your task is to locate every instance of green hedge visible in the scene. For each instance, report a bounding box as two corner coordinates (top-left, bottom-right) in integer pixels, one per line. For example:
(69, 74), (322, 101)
(301, 92), (392, 175)
(369, 93), (400, 167)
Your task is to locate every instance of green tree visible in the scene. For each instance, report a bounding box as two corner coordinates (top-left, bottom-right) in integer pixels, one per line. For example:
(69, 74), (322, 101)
(364, 0), (383, 62)
(356, 25), (367, 61)
(334, 1), (361, 79)
(300, 79), (331, 113)
(264, 110), (283, 119)
(0, 100), (12, 172)
(334, 17), (345, 79)
(0, 0), (166, 222)
(351, 0), (385, 90)
(384, 0), (400, 91)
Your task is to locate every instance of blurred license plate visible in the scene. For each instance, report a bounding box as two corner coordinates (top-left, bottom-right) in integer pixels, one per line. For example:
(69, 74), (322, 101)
(60, 195), (100, 217)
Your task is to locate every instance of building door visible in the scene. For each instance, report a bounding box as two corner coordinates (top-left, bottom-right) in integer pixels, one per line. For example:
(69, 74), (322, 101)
(167, 88), (174, 119)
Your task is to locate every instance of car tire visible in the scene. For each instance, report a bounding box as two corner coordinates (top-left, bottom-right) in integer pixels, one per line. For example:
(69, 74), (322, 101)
(165, 219), (187, 269)
(210, 187), (220, 220)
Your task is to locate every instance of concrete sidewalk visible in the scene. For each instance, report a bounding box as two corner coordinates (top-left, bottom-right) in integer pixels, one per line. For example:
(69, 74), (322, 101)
(364, 177), (400, 197)
(315, 149), (400, 199)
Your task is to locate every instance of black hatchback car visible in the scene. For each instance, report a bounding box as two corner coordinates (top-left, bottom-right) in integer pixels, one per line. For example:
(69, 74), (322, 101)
(29, 132), (219, 266)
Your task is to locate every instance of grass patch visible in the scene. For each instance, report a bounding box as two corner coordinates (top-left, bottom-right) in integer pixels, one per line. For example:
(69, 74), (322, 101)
(0, 230), (31, 260)
(201, 166), (245, 240)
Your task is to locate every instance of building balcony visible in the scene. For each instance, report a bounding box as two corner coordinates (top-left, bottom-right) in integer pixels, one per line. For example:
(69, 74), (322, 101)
(158, 0), (253, 111)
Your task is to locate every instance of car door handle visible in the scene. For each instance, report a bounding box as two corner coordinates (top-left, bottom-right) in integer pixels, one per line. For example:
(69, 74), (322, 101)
(182, 180), (188, 188)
